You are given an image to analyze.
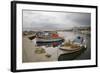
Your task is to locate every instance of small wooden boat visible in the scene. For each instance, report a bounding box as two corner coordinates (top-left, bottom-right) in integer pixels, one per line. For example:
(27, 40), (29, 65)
(60, 41), (82, 52)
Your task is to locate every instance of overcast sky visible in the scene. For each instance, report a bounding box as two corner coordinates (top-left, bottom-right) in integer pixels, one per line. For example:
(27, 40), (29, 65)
(23, 10), (91, 31)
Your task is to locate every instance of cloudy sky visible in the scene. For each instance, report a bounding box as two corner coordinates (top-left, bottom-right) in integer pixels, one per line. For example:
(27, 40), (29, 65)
(23, 10), (91, 31)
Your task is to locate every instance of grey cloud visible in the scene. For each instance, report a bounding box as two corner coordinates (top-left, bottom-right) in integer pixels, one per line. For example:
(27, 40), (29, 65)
(23, 10), (91, 31)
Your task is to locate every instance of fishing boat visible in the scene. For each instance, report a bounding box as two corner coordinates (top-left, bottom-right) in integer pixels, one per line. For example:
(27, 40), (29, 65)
(60, 36), (86, 52)
(36, 31), (64, 47)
